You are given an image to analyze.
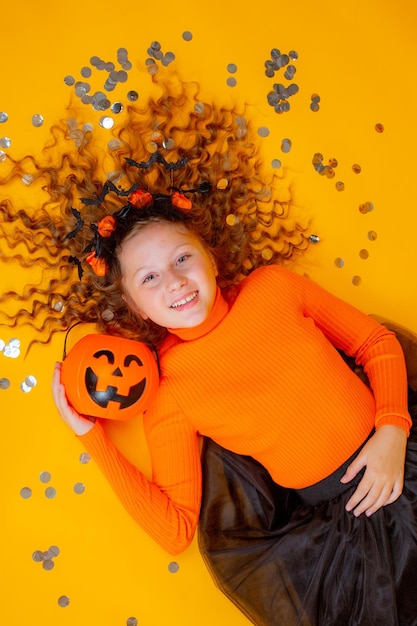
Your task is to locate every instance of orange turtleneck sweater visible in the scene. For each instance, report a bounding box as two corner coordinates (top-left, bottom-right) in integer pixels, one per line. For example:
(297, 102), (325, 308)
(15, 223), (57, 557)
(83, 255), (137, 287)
(80, 265), (411, 554)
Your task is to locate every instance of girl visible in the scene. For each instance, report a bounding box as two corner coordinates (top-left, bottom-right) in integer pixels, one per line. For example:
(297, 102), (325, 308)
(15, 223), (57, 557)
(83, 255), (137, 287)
(2, 75), (416, 625)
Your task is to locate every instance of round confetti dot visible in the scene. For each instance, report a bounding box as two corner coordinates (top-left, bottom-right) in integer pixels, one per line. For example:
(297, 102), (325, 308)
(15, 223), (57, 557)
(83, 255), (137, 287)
(20, 487), (32, 499)
(32, 114), (44, 127)
(309, 234), (320, 243)
(45, 487), (57, 499)
(73, 482), (85, 495)
(32, 550), (44, 562)
(328, 158), (338, 168)
(261, 248), (274, 260)
(127, 90), (139, 102)
(352, 164), (362, 174)
(257, 127), (270, 137)
(48, 545), (60, 557)
(182, 31), (193, 41)
(40, 471), (51, 484)
(111, 102), (123, 114)
(271, 159), (282, 169)
(217, 178), (228, 190)
(334, 258), (345, 269)
(99, 116), (114, 129)
(0, 137), (11, 148)
(64, 75), (75, 86)
(58, 596), (70, 608)
(102, 309), (115, 321)
(0, 112), (8, 123)
(375, 123), (384, 133)
(359, 202), (374, 214)
(52, 300), (64, 312)
(227, 63), (237, 73)
(0, 378), (11, 390)
(194, 102), (205, 114)
(24, 375), (37, 388)
(168, 561), (180, 573)
(352, 276), (362, 286)
(281, 138), (292, 153)
(126, 618), (138, 626)
(0, 150), (6, 162)
(79, 452), (91, 464)
(359, 249), (369, 259)
(43, 559), (54, 571)
(226, 214), (238, 226)
(325, 167), (335, 179)
(162, 138), (175, 150)
(368, 230), (378, 241)
(226, 77), (237, 87)
(335, 182), (345, 191)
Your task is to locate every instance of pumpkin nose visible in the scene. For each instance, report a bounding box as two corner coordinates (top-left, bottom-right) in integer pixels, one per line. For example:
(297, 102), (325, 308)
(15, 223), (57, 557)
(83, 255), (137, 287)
(112, 367), (123, 376)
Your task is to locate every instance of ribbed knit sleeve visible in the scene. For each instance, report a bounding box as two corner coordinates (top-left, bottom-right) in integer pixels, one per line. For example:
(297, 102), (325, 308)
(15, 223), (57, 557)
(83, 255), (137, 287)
(287, 267), (411, 433)
(78, 393), (201, 555)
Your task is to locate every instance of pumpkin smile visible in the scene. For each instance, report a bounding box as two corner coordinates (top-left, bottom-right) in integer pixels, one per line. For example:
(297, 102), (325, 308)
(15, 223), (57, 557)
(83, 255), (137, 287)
(85, 367), (147, 409)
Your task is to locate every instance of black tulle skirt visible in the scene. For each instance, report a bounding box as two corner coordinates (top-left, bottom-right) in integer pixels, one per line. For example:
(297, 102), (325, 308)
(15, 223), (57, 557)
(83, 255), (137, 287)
(198, 390), (417, 626)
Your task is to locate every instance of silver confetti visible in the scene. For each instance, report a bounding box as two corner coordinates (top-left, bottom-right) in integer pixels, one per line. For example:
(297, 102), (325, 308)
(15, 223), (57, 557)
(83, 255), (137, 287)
(20, 487), (32, 498)
(21, 173), (34, 186)
(127, 90), (139, 102)
(168, 561), (180, 573)
(45, 487), (57, 499)
(0, 150), (6, 162)
(0, 137), (11, 149)
(126, 618), (138, 626)
(0, 112), (8, 123)
(58, 596), (70, 608)
(40, 471), (51, 483)
(79, 452), (91, 464)
(182, 31), (193, 41)
(99, 116), (114, 129)
(32, 114), (44, 127)
(73, 482), (85, 494)
(0, 378), (11, 390)
(226, 77), (237, 87)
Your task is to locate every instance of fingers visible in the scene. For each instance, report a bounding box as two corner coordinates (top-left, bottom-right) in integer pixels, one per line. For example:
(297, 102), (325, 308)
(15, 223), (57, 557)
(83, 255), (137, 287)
(345, 474), (404, 517)
(51, 362), (95, 436)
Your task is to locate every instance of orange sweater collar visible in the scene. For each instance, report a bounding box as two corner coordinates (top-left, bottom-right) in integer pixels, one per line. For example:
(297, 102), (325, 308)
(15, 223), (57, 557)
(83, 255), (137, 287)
(168, 287), (229, 341)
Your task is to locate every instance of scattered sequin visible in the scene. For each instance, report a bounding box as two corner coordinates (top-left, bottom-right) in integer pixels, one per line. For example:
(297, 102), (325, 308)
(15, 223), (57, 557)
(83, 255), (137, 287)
(64, 75), (75, 86)
(335, 181), (345, 191)
(40, 471), (51, 483)
(43, 559), (54, 571)
(334, 258), (345, 268)
(79, 452), (91, 464)
(194, 102), (205, 114)
(309, 234), (320, 243)
(182, 31), (193, 41)
(3, 338), (20, 358)
(102, 309), (115, 321)
(99, 116), (114, 129)
(352, 276), (362, 286)
(0, 378), (11, 389)
(0, 112), (8, 123)
(0, 150), (6, 162)
(352, 164), (361, 174)
(21, 375), (37, 393)
(368, 230), (377, 241)
(45, 487), (57, 499)
(227, 63), (237, 73)
(226, 214), (238, 226)
(261, 248), (274, 260)
(168, 561), (180, 573)
(375, 123), (384, 133)
(162, 138), (175, 150)
(258, 127), (270, 137)
(111, 102), (123, 114)
(126, 618), (138, 626)
(359, 202), (374, 214)
(127, 90), (139, 102)
(0, 137), (11, 149)
(227, 77), (237, 87)
(217, 178), (228, 190)
(20, 487), (32, 498)
(281, 138), (292, 153)
(271, 159), (282, 169)
(52, 300), (64, 312)
(21, 173), (34, 186)
(359, 249), (369, 259)
(32, 114), (44, 127)
(73, 482), (85, 494)
(58, 596), (70, 608)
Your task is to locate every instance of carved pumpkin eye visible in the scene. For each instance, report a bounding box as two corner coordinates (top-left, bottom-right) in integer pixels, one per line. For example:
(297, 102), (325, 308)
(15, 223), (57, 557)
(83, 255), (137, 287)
(61, 335), (159, 421)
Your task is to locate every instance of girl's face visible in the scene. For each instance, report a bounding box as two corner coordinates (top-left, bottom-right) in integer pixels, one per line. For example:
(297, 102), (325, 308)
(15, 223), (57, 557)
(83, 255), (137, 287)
(119, 221), (218, 329)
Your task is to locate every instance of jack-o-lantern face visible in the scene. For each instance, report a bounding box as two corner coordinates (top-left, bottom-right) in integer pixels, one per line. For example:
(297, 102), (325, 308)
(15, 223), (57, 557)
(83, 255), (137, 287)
(61, 334), (159, 420)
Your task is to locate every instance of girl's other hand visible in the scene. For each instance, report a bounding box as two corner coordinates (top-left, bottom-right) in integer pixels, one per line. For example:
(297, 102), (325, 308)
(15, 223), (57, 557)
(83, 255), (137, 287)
(52, 362), (95, 436)
(341, 425), (407, 517)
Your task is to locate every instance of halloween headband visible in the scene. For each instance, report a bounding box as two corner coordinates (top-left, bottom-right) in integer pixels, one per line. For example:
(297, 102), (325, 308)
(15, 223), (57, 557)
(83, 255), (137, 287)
(66, 151), (212, 278)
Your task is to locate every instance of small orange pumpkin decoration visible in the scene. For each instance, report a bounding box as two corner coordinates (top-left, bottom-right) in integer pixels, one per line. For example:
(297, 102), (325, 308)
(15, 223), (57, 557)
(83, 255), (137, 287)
(61, 334), (159, 420)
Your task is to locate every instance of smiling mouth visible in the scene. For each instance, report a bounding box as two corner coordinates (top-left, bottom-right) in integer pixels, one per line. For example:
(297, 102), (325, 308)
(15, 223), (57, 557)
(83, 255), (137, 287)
(171, 291), (198, 308)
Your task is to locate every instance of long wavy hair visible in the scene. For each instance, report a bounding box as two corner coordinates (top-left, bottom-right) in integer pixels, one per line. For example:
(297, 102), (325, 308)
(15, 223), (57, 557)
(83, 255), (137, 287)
(0, 71), (310, 349)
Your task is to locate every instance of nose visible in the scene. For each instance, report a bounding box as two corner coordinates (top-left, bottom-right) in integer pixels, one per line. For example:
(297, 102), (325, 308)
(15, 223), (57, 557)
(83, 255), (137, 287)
(165, 267), (186, 292)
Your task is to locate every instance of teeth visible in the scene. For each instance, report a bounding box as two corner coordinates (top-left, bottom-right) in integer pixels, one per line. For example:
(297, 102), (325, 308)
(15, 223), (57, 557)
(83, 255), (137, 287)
(171, 292), (197, 308)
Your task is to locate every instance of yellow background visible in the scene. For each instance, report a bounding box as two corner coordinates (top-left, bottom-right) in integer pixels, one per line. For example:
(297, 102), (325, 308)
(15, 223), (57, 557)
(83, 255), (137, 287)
(1, 1), (416, 624)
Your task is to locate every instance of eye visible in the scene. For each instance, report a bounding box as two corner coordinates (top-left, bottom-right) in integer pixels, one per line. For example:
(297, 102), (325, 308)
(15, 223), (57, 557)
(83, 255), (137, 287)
(177, 254), (189, 265)
(143, 273), (156, 284)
